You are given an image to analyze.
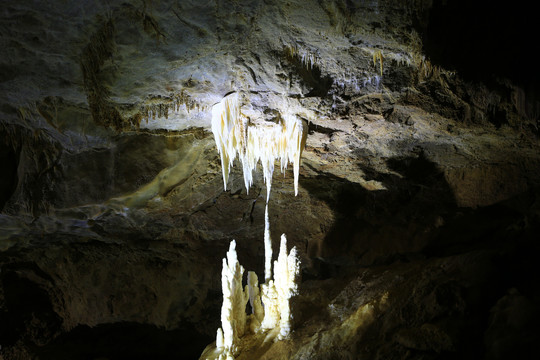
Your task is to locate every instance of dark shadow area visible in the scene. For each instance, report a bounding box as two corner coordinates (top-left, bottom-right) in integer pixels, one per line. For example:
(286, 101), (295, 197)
(0, 251), (214, 360)
(0, 264), (62, 348)
(300, 152), (540, 277)
(283, 48), (333, 97)
(300, 155), (540, 359)
(300, 153), (457, 278)
(424, 187), (540, 295)
(36, 321), (212, 360)
(424, 198), (536, 257)
(0, 137), (19, 211)
(422, 1), (540, 93)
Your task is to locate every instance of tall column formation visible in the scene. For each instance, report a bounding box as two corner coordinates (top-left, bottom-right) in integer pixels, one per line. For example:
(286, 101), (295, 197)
(275, 234), (300, 339)
(264, 204), (272, 282)
(260, 233), (300, 337)
(202, 92), (306, 360)
(215, 240), (249, 358)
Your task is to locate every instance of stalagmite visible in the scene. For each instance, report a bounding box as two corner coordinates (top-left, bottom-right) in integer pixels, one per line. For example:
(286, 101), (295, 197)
(260, 234), (300, 336)
(275, 234), (300, 339)
(247, 271), (264, 331)
(217, 240), (249, 358)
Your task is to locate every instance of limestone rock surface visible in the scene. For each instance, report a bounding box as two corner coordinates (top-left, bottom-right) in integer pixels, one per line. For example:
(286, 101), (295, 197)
(1, 0), (540, 359)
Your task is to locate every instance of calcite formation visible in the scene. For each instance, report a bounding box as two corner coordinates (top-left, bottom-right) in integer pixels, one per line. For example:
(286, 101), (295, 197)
(214, 240), (248, 359)
(207, 235), (300, 360)
(202, 93), (304, 359)
(260, 234), (300, 340)
(211, 92), (307, 200)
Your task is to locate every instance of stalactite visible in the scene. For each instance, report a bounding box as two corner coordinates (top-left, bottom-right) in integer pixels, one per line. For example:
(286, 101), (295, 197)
(373, 49), (384, 76)
(210, 92), (307, 198)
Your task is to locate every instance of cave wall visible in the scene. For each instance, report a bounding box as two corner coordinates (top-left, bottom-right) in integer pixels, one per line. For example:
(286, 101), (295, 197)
(1, 0), (540, 359)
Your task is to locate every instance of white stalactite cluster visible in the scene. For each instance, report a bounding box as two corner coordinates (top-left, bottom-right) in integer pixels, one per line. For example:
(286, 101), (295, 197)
(202, 92), (305, 360)
(211, 92), (306, 200)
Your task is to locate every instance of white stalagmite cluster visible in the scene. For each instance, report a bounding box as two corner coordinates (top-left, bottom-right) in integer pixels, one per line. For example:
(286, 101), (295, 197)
(211, 92), (306, 200)
(207, 235), (300, 360)
(203, 234), (300, 360)
(201, 92), (305, 360)
(260, 234), (300, 339)
(215, 240), (249, 359)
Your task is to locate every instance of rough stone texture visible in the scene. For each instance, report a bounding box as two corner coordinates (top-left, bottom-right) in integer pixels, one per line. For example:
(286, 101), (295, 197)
(1, 0), (540, 359)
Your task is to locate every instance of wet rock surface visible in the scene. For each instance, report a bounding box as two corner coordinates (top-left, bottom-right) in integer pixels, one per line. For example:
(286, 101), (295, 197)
(2, 0), (540, 359)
